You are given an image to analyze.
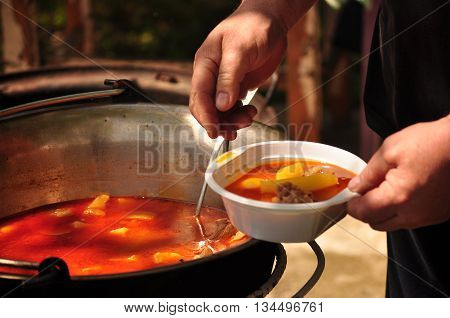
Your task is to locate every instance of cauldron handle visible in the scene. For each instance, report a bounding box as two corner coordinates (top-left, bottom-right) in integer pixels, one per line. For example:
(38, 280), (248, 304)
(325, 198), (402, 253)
(0, 79), (130, 118)
(248, 240), (325, 298)
(0, 257), (70, 297)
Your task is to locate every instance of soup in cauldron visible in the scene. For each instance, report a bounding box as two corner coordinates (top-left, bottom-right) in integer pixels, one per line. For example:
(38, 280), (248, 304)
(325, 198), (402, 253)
(0, 195), (248, 276)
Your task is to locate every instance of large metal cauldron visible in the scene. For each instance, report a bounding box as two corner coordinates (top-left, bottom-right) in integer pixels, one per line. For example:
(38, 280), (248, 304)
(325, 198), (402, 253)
(0, 81), (285, 297)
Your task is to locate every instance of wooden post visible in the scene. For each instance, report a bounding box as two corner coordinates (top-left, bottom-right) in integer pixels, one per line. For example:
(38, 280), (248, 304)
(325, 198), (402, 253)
(359, 0), (381, 160)
(65, 0), (94, 55)
(1, 0), (39, 73)
(286, 4), (322, 141)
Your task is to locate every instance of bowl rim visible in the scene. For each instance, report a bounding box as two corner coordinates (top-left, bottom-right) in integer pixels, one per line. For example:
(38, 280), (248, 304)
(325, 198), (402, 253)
(205, 140), (367, 213)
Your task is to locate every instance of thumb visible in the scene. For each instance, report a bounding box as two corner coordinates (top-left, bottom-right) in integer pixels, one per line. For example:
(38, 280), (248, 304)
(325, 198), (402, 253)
(349, 149), (391, 194)
(215, 49), (248, 111)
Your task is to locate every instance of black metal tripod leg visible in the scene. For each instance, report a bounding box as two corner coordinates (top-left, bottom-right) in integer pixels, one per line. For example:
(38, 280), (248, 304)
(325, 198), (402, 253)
(292, 240), (325, 298)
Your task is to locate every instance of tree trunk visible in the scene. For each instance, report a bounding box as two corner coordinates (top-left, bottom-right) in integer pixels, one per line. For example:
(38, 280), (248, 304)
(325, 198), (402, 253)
(1, 0), (39, 73)
(286, 4), (322, 141)
(65, 0), (94, 56)
(359, 0), (381, 161)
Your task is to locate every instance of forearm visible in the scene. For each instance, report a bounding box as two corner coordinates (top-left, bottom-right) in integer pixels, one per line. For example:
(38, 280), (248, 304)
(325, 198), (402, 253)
(440, 112), (450, 125)
(437, 113), (450, 163)
(238, 0), (317, 32)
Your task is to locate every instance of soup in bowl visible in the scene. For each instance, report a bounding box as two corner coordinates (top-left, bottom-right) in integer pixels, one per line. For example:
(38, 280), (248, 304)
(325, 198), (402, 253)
(205, 141), (367, 243)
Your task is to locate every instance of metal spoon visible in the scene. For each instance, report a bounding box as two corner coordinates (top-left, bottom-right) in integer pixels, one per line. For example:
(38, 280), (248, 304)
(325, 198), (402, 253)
(195, 136), (225, 216)
(194, 89), (258, 217)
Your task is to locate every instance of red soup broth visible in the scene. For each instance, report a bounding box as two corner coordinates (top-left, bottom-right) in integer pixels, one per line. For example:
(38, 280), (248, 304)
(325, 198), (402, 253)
(226, 159), (355, 202)
(0, 197), (247, 276)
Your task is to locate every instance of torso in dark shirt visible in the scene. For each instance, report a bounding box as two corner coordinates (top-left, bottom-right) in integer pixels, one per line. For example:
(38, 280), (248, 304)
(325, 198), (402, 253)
(364, 0), (450, 297)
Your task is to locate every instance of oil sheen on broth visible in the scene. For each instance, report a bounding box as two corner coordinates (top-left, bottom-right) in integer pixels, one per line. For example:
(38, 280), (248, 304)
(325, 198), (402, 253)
(226, 159), (355, 203)
(0, 196), (247, 276)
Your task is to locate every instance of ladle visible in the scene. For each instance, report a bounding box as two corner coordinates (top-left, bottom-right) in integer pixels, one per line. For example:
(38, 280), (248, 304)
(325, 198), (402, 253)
(194, 88), (258, 217)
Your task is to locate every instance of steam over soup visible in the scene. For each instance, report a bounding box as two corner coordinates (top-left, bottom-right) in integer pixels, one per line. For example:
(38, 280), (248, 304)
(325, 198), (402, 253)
(226, 159), (355, 203)
(0, 196), (248, 276)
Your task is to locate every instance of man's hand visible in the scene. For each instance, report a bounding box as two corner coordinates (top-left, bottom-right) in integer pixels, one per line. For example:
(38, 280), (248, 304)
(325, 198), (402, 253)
(347, 115), (450, 231)
(189, 0), (316, 139)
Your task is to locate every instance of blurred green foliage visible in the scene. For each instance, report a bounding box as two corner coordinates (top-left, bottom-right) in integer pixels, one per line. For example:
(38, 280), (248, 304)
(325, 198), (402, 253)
(325, 0), (371, 9)
(36, 0), (238, 61)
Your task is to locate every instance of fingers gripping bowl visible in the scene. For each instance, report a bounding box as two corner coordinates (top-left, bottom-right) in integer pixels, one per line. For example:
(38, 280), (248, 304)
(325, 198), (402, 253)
(205, 141), (367, 243)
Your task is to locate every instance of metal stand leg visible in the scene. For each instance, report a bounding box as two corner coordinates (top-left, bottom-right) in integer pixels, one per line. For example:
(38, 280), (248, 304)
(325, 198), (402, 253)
(292, 240), (325, 298)
(248, 240), (325, 298)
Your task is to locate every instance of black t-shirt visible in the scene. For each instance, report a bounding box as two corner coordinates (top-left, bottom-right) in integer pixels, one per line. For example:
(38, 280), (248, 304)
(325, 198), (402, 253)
(364, 1), (450, 297)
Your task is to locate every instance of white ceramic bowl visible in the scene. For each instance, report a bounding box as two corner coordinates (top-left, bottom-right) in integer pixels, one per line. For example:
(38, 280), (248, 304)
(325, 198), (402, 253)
(205, 141), (367, 243)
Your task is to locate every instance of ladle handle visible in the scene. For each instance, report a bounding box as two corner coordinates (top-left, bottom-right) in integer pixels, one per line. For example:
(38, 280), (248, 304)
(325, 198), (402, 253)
(195, 136), (226, 216)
